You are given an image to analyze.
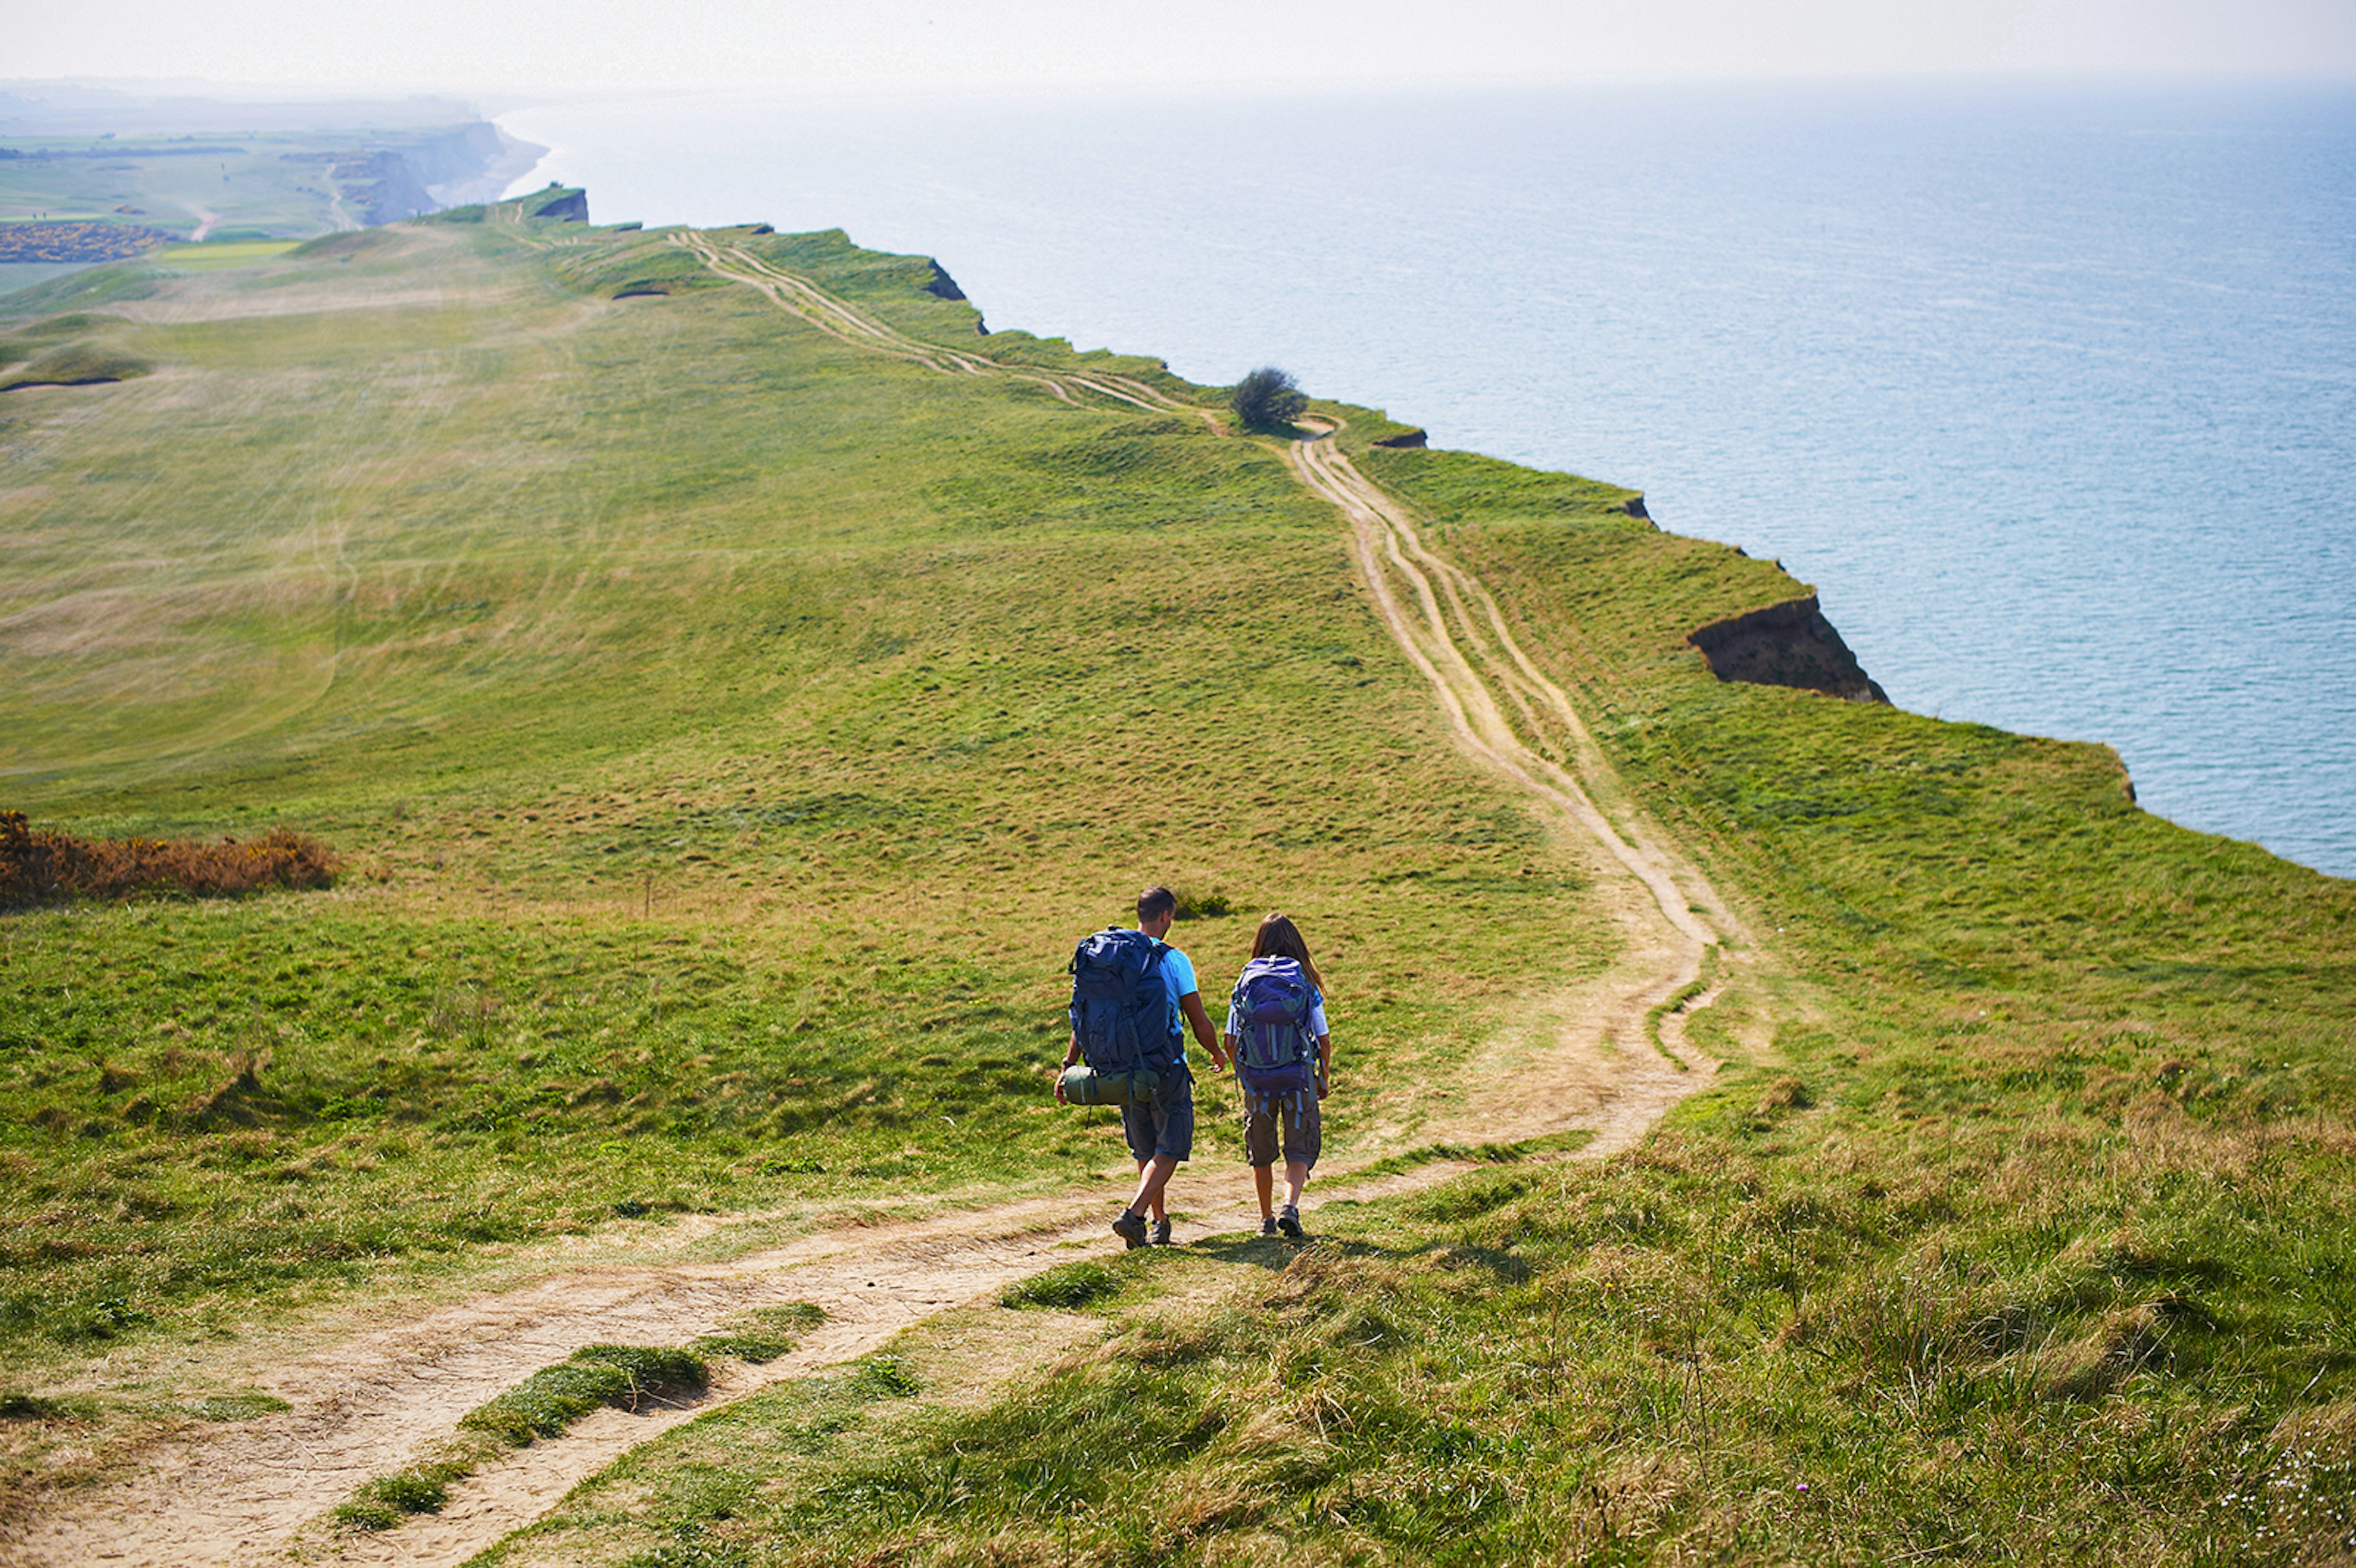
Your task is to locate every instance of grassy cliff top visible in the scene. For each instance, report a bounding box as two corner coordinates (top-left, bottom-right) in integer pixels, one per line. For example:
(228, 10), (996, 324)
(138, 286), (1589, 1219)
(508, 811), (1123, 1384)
(1, 201), (2349, 1563)
(0, 201), (1630, 1369)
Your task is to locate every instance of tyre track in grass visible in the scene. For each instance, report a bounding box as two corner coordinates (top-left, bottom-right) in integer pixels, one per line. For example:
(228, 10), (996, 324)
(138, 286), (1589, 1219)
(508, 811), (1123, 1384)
(6, 245), (1751, 1567)
(674, 234), (1189, 414)
(1285, 419), (1741, 1151)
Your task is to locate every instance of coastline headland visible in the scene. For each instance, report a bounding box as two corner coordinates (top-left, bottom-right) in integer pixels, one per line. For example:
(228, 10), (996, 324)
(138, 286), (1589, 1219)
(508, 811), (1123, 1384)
(0, 112), (549, 273)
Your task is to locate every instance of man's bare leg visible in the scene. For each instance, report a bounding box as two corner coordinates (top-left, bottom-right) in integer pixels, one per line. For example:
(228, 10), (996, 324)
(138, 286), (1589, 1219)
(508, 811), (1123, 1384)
(1128, 1155), (1178, 1222)
(1252, 1164), (1276, 1218)
(1284, 1160), (1310, 1210)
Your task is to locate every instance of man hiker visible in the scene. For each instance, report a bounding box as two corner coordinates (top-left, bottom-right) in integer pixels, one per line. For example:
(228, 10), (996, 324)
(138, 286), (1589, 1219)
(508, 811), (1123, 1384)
(1058, 885), (1225, 1247)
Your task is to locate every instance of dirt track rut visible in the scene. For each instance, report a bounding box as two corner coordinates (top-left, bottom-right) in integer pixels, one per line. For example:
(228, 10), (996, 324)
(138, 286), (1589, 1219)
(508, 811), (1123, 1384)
(8, 244), (1746, 1567)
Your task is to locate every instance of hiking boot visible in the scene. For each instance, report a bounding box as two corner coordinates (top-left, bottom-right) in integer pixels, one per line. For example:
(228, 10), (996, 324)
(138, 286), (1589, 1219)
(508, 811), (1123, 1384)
(1151, 1217), (1173, 1247)
(1277, 1204), (1303, 1239)
(1112, 1209), (1150, 1250)
(1259, 1215), (1279, 1237)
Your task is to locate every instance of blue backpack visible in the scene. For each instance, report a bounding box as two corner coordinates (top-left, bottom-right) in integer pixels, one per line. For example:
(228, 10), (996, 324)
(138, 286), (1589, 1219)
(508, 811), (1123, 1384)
(1063, 928), (1179, 1105)
(1230, 956), (1319, 1096)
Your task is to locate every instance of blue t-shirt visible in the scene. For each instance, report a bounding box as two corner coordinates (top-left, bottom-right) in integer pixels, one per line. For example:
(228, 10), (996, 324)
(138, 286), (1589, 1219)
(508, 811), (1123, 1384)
(1155, 940), (1198, 1064)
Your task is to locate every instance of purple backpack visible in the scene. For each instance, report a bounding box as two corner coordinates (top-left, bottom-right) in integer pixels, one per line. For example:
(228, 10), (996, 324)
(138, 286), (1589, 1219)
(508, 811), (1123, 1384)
(1230, 956), (1318, 1095)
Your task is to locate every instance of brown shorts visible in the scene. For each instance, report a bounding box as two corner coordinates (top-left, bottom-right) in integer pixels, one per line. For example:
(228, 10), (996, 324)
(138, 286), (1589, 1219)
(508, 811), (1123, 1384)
(1240, 1083), (1322, 1169)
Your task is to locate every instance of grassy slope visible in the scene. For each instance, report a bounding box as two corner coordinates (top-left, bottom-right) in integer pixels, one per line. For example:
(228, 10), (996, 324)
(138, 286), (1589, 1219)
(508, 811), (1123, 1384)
(7, 204), (2351, 1562)
(508, 465), (2356, 1564)
(0, 214), (1615, 1470)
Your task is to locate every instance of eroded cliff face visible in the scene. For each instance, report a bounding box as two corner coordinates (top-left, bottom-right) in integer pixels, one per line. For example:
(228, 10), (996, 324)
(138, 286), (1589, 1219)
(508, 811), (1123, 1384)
(922, 259), (966, 300)
(405, 121), (508, 190)
(524, 187), (590, 223)
(1688, 594), (1888, 704)
(346, 152), (438, 225)
(282, 149), (436, 225)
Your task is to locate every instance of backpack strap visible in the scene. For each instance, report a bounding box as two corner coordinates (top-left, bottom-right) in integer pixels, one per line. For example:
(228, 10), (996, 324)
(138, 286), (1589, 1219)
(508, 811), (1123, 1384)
(1139, 937), (1182, 1067)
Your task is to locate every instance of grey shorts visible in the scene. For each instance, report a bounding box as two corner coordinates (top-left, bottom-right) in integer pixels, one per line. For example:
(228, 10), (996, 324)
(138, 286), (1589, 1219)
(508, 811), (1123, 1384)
(1120, 1065), (1194, 1163)
(1241, 1083), (1322, 1169)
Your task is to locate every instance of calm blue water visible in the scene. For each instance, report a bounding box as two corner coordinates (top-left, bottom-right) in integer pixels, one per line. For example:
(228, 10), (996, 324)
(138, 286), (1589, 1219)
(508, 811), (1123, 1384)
(502, 82), (2356, 878)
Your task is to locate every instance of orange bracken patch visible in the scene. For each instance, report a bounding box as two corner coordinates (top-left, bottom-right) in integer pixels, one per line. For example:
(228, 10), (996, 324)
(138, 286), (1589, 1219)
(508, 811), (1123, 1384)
(0, 809), (337, 908)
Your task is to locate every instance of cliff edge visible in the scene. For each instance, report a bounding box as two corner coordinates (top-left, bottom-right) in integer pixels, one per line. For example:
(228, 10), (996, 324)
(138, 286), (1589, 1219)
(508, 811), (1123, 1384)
(1688, 593), (1888, 704)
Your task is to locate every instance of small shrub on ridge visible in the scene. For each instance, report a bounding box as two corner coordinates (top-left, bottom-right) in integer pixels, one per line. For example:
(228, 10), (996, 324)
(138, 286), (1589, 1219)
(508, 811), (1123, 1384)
(1230, 366), (1306, 431)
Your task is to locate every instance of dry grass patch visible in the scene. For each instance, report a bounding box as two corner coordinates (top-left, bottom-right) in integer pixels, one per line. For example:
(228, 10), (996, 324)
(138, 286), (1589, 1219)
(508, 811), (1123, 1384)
(1, 810), (337, 908)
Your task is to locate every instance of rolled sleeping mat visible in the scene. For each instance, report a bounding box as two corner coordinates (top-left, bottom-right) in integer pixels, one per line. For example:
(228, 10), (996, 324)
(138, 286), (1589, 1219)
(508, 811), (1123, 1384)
(1059, 1064), (1161, 1106)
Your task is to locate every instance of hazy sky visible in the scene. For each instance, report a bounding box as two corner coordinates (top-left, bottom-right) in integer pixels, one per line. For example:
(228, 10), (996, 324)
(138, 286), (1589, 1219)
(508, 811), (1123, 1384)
(9, 0), (2356, 96)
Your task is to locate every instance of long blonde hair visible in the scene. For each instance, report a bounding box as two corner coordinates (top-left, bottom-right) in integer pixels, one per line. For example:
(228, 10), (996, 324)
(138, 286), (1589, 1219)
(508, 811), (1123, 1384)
(1250, 912), (1325, 996)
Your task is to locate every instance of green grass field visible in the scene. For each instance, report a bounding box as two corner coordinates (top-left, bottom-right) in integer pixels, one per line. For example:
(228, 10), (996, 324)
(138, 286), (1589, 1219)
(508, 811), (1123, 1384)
(147, 240), (305, 271)
(469, 445), (2356, 1568)
(3, 194), (2351, 1563)
(0, 207), (1619, 1497)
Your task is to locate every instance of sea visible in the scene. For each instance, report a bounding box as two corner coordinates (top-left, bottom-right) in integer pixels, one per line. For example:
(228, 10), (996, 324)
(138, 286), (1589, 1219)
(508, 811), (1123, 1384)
(499, 80), (2356, 879)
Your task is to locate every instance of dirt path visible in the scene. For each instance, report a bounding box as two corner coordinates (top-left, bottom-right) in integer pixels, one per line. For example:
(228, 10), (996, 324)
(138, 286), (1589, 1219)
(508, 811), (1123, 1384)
(7, 248), (1749, 1568)
(9, 1016), (1712, 1568)
(676, 233), (1206, 416)
(1283, 419), (1739, 1146)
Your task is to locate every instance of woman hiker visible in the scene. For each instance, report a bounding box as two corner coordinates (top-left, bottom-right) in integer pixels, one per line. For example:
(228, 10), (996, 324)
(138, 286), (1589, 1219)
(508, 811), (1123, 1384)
(1224, 912), (1333, 1239)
